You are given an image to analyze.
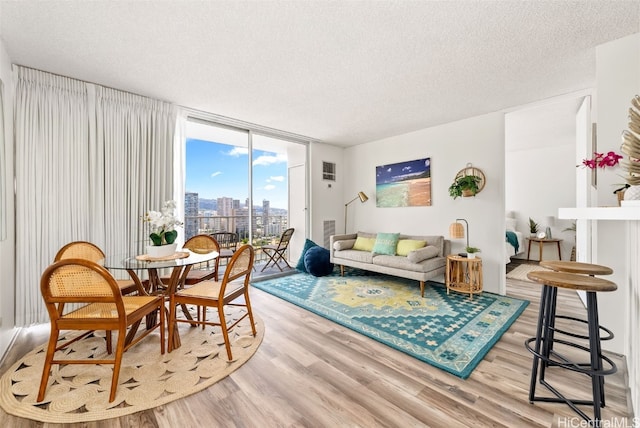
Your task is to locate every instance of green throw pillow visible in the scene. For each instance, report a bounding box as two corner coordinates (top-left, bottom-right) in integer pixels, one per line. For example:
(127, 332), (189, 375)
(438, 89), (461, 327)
(396, 239), (427, 256)
(372, 233), (400, 255)
(352, 236), (376, 252)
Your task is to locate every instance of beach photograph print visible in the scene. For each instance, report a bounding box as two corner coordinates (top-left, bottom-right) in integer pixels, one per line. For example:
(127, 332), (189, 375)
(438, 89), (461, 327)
(376, 158), (431, 207)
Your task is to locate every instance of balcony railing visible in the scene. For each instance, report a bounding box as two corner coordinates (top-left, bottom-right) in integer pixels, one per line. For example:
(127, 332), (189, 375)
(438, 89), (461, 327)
(184, 214), (288, 246)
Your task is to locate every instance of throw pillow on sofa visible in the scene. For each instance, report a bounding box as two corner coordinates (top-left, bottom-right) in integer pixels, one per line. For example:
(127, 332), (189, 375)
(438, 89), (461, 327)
(352, 236), (376, 251)
(407, 245), (440, 263)
(296, 238), (318, 273)
(304, 246), (334, 277)
(372, 232), (400, 255)
(396, 239), (427, 256)
(333, 239), (356, 251)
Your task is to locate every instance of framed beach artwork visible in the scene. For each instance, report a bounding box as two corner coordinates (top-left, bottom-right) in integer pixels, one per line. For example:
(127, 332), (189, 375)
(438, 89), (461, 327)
(376, 158), (431, 207)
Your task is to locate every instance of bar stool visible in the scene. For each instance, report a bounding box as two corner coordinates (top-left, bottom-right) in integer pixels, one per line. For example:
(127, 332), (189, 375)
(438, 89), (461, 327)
(538, 260), (614, 412)
(539, 260), (613, 276)
(525, 270), (617, 424)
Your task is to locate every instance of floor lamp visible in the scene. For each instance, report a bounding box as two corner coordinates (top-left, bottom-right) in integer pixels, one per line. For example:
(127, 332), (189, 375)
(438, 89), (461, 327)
(344, 191), (368, 233)
(449, 218), (469, 257)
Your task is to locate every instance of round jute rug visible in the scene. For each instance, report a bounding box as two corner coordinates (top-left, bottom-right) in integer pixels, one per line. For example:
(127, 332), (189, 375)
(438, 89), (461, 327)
(0, 308), (264, 423)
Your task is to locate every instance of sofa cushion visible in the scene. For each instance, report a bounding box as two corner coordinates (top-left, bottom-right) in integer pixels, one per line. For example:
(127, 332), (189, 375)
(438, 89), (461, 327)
(356, 231), (377, 239)
(296, 238), (318, 272)
(372, 254), (445, 273)
(372, 232), (400, 255)
(333, 239), (356, 251)
(353, 236), (376, 252)
(396, 239), (427, 256)
(304, 246), (334, 277)
(407, 245), (440, 263)
(333, 249), (374, 264)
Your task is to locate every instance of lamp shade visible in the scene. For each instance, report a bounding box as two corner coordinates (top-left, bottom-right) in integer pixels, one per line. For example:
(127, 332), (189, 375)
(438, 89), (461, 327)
(357, 191), (368, 202)
(449, 222), (465, 239)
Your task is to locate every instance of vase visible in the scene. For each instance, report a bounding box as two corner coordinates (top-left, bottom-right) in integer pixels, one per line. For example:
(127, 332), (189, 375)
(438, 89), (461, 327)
(623, 185), (640, 201)
(146, 243), (177, 258)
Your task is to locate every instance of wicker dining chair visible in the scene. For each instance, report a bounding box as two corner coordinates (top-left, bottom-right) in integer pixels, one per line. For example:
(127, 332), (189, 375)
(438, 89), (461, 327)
(168, 244), (256, 359)
(38, 259), (164, 403)
(54, 241), (142, 295)
(161, 234), (220, 286)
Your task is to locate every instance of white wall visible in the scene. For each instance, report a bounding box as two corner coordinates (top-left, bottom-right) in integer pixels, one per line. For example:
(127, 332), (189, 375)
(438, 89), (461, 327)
(595, 33), (640, 412)
(309, 142), (344, 247)
(0, 36), (17, 358)
(342, 112), (506, 294)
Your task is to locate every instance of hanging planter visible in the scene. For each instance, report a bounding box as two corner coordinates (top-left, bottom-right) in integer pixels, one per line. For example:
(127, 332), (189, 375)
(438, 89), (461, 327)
(448, 163), (486, 199)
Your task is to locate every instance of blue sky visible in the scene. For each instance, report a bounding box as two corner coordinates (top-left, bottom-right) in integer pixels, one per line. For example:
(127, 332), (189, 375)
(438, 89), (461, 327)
(186, 138), (288, 209)
(376, 158), (431, 185)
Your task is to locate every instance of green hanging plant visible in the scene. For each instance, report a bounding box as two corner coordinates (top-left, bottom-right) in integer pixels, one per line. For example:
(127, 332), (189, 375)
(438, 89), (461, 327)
(448, 175), (481, 199)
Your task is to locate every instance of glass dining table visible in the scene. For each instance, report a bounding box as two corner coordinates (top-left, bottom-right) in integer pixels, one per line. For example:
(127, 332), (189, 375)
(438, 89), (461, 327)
(101, 249), (219, 351)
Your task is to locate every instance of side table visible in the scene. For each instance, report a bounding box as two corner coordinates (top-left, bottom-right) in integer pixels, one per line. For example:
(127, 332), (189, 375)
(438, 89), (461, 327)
(445, 255), (483, 300)
(527, 237), (562, 261)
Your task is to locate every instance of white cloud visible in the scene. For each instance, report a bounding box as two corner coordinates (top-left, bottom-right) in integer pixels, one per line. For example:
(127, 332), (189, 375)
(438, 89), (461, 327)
(226, 147), (248, 156)
(253, 153), (287, 166)
(210, 171), (222, 177)
(269, 175), (285, 182)
(264, 184), (276, 191)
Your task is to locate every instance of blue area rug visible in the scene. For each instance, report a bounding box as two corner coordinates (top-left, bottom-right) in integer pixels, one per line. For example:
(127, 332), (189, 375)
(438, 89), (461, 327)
(252, 271), (528, 379)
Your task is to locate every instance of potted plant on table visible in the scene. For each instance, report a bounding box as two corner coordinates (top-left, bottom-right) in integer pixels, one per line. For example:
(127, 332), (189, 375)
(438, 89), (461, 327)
(465, 246), (480, 259)
(143, 200), (183, 257)
(528, 217), (539, 237)
(448, 175), (482, 199)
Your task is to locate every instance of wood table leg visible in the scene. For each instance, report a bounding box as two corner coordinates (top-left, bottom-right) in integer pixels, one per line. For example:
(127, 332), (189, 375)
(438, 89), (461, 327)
(538, 241), (544, 262)
(527, 240), (533, 260)
(557, 242), (562, 260)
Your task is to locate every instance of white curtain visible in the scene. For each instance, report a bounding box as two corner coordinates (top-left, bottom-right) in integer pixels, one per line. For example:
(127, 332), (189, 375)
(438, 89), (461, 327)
(14, 66), (176, 325)
(95, 86), (176, 257)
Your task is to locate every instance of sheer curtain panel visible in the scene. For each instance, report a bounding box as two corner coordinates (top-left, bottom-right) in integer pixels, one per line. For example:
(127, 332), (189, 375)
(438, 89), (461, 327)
(14, 66), (176, 325)
(14, 67), (91, 325)
(96, 87), (176, 258)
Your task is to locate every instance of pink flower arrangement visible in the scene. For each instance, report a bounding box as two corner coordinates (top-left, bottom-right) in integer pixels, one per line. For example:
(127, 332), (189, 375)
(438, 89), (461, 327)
(580, 151), (623, 169)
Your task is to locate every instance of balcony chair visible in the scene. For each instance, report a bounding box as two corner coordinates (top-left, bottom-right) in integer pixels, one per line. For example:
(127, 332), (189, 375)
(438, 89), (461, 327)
(260, 228), (295, 272)
(210, 231), (238, 265)
(38, 259), (164, 403)
(168, 244), (256, 359)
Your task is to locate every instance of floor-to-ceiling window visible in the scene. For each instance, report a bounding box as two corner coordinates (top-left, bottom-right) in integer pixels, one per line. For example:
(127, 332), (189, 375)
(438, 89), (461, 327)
(182, 116), (308, 264)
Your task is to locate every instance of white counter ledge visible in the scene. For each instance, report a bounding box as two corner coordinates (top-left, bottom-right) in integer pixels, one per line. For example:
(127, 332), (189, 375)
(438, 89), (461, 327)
(558, 206), (640, 220)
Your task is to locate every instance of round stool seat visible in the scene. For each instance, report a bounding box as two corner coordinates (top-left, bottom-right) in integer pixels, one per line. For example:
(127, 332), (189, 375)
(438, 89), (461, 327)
(527, 271), (617, 292)
(539, 260), (613, 276)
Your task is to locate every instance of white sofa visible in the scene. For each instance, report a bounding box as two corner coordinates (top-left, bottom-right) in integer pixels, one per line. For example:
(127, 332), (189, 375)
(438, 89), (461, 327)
(329, 232), (450, 297)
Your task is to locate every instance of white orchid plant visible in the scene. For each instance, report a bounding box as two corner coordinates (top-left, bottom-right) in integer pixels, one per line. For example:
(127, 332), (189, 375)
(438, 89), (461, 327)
(143, 200), (183, 246)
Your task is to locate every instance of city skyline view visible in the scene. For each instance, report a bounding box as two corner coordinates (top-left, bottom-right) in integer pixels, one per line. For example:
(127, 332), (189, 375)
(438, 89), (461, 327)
(186, 138), (289, 210)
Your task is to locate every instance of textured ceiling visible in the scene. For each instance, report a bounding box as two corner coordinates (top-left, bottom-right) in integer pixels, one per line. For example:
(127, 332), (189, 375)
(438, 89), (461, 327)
(1, 1), (639, 146)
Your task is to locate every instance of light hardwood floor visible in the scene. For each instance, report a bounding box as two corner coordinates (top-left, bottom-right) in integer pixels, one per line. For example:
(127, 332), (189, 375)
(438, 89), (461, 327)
(0, 274), (633, 427)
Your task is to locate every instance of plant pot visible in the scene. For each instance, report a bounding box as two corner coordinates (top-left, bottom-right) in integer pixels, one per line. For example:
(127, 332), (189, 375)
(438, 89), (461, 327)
(624, 185), (640, 201)
(462, 189), (475, 197)
(467, 253), (476, 259)
(146, 243), (177, 258)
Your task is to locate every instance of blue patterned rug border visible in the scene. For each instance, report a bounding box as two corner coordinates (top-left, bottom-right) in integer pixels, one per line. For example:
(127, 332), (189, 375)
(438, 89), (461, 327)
(251, 272), (529, 379)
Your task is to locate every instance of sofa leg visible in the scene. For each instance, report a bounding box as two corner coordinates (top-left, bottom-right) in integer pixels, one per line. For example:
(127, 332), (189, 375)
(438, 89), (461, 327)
(420, 281), (425, 297)
(340, 265), (345, 276)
